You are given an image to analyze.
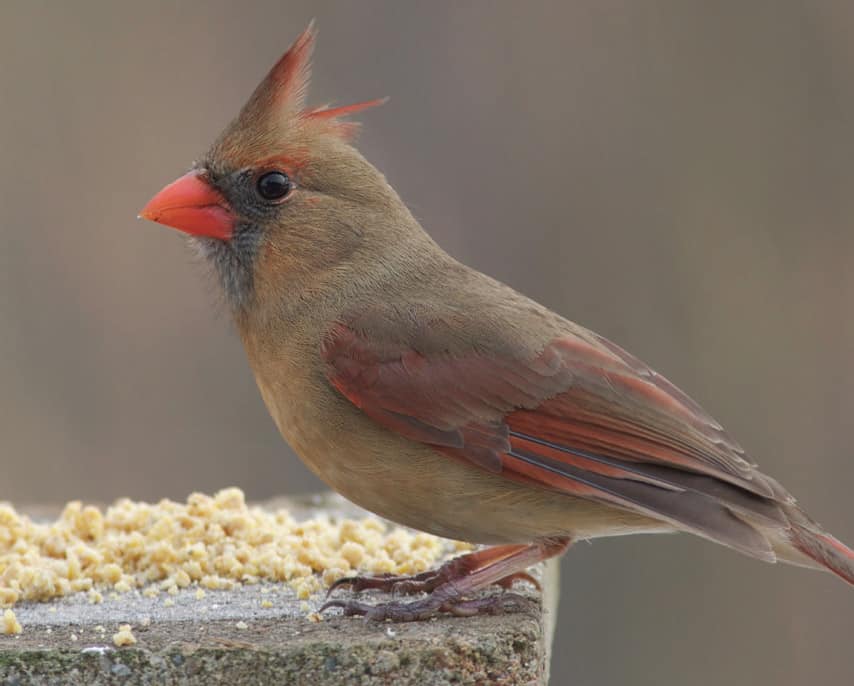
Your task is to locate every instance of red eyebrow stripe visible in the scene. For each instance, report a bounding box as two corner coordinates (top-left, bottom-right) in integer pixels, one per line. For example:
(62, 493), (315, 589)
(253, 151), (311, 171)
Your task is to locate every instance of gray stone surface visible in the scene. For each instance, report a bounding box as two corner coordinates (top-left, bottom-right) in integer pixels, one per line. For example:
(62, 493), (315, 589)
(0, 495), (559, 685)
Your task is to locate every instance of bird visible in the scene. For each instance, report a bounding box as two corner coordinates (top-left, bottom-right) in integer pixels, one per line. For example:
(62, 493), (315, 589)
(139, 25), (852, 621)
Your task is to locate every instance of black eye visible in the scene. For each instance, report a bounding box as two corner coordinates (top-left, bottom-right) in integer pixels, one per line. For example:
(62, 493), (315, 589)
(256, 171), (292, 201)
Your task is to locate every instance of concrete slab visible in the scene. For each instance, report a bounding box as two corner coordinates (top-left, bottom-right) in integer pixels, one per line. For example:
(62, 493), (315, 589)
(0, 494), (559, 685)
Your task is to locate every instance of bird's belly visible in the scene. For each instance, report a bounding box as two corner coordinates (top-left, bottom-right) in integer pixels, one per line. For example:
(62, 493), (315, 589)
(271, 386), (663, 543)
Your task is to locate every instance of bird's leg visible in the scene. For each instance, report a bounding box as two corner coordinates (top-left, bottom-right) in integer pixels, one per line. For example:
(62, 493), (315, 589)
(321, 536), (570, 622)
(327, 543), (530, 597)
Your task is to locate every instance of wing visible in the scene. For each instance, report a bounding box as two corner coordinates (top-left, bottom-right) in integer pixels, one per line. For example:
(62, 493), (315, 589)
(321, 321), (791, 559)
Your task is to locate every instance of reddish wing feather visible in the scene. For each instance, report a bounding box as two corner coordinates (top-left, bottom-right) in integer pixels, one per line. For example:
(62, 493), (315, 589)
(322, 322), (792, 556)
(324, 323), (769, 489)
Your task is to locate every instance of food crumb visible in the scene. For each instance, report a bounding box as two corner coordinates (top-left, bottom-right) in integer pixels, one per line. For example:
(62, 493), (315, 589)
(2, 609), (22, 635)
(195, 588), (206, 600)
(114, 579), (132, 593)
(235, 621), (248, 630)
(260, 599), (273, 608)
(163, 598), (175, 608)
(70, 633), (78, 641)
(0, 488), (464, 610)
(112, 624), (136, 647)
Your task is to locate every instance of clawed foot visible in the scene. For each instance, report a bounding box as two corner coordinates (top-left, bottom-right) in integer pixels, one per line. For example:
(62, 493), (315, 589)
(320, 541), (565, 622)
(327, 560), (540, 599)
(321, 591), (533, 622)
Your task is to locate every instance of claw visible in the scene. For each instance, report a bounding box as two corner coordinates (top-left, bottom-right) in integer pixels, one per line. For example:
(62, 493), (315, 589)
(325, 568), (444, 598)
(325, 572), (395, 597)
(319, 598), (371, 617)
(496, 571), (540, 591)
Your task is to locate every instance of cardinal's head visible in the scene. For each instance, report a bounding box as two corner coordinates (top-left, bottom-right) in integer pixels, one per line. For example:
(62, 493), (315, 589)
(140, 24), (421, 314)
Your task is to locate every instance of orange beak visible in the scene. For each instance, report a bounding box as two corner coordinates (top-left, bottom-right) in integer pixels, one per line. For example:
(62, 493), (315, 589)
(139, 170), (235, 240)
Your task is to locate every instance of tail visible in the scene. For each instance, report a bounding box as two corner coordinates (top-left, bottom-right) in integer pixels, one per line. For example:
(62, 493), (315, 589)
(786, 525), (854, 585)
(772, 505), (854, 585)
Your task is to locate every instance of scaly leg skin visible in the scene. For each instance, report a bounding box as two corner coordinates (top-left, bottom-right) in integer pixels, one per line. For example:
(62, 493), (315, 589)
(321, 536), (571, 622)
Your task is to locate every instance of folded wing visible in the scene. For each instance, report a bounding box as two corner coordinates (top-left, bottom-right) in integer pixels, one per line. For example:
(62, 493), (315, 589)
(322, 321), (793, 560)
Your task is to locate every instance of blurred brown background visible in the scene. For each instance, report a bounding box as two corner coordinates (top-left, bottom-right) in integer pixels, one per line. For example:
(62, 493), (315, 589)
(1, 1), (852, 683)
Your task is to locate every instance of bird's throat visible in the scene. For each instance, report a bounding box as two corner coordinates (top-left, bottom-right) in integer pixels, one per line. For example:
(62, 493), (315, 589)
(190, 227), (263, 311)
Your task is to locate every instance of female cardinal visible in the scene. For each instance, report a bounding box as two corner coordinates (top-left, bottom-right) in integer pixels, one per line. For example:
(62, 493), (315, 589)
(140, 25), (852, 621)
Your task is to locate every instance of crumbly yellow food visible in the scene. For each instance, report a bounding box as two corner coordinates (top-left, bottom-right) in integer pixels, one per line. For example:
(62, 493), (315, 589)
(0, 488), (469, 614)
(112, 624), (136, 647)
(2, 608), (21, 635)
